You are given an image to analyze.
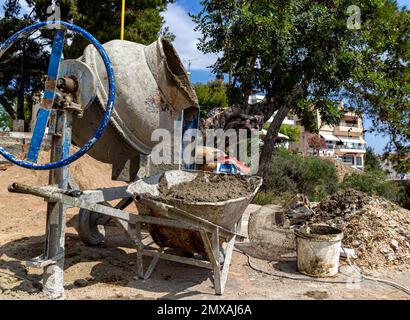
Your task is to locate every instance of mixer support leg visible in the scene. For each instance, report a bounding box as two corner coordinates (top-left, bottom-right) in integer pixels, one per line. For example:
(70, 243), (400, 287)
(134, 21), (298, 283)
(43, 111), (72, 299)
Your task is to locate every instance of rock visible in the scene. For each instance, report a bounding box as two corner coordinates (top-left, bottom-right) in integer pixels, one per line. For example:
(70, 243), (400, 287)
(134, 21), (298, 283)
(380, 245), (392, 254)
(352, 240), (361, 247)
(73, 279), (88, 287)
(390, 239), (399, 251)
(20, 280), (37, 293)
(3, 289), (11, 295)
(385, 253), (396, 261)
(283, 194), (313, 225)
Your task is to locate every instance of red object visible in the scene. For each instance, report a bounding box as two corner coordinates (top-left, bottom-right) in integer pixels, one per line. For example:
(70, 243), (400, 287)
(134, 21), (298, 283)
(217, 156), (251, 174)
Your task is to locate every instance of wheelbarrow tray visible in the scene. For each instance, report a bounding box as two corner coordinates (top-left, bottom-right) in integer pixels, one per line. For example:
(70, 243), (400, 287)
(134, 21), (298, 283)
(127, 170), (262, 254)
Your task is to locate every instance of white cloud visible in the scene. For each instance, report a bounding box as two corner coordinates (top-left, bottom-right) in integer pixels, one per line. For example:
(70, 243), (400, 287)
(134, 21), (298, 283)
(161, 3), (219, 71)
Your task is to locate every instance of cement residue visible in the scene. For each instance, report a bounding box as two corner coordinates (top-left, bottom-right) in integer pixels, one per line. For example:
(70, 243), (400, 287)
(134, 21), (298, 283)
(158, 174), (256, 202)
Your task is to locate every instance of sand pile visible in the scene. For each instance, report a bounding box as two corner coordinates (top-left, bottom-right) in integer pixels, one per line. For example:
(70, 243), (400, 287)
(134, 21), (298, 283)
(0, 147), (125, 191)
(311, 189), (410, 268)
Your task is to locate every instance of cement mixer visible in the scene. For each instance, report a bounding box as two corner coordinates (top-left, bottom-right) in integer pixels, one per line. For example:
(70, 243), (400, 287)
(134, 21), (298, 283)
(72, 38), (199, 181)
(0, 20), (260, 298)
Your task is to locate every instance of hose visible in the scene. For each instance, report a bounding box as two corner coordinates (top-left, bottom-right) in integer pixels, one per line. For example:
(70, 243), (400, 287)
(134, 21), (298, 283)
(235, 248), (410, 296)
(342, 248), (410, 296)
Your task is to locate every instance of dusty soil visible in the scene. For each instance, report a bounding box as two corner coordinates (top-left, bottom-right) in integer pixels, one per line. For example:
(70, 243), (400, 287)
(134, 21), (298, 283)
(0, 156), (409, 300)
(311, 189), (410, 269)
(158, 173), (255, 202)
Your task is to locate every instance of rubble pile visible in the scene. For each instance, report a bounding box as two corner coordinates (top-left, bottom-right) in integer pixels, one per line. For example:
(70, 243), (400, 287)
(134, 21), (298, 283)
(282, 194), (314, 226)
(311, 189), (410, 268)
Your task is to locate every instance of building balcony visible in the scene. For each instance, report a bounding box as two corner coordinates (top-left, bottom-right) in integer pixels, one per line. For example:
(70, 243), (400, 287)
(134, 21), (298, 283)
(333, 125), (363, 137)
(334, 147), (366, 155)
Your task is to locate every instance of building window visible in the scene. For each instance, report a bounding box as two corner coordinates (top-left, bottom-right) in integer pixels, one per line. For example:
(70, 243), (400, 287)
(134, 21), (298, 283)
(356, 156), (363, 166)
(342, 155), (354, 164)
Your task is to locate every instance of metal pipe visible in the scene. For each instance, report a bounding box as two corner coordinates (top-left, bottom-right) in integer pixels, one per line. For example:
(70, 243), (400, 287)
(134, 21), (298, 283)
(121, 0), (126, 40)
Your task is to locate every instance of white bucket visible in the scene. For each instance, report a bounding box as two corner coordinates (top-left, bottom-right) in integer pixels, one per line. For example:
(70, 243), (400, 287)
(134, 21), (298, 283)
(295, 224), (343, 277)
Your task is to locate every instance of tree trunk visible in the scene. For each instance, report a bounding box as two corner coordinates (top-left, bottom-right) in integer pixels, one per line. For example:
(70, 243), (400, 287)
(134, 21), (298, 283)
(257, 105), (291, 177)
(0, 97), (18, 120)
(17, 45), (26, 121)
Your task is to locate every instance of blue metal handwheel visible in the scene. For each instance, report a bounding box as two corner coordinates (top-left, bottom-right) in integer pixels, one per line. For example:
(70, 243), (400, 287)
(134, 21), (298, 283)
(0, 21), (115, 170)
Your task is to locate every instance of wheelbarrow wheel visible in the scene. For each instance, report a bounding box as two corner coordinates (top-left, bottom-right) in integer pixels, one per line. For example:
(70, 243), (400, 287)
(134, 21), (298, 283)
(78, 209), (106, 246)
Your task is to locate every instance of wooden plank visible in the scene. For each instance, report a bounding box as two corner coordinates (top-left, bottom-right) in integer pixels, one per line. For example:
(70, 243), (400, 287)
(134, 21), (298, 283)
(143, 247), (163, 280)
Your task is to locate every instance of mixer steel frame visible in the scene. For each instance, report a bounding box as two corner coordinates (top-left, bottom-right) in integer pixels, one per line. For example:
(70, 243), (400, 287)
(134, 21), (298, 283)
(9, 182), (242, 295)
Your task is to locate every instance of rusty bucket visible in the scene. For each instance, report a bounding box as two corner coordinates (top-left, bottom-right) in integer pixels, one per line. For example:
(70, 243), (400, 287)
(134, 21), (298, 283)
(295, 224), (343, 277)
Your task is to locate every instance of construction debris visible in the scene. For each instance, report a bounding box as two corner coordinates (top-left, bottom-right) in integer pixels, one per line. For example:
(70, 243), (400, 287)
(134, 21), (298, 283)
(310, 189), (410, 269)
(282, 194), (314, 226)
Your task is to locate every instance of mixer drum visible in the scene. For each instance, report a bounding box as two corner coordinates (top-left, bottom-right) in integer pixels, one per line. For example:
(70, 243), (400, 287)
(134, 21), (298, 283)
(71, 38), (198, 178)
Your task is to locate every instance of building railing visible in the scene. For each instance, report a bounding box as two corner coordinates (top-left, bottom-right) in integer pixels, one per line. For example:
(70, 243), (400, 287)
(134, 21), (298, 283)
(337, 122), (360, 128)
(334, 144), (365, 150)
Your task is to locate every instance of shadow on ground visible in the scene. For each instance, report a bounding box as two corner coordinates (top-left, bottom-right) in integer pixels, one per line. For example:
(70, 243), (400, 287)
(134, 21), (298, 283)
(0, 222), (216, 299)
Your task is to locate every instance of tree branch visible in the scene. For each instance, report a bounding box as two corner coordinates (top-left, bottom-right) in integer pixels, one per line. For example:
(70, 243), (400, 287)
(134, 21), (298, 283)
(0, 97), (18, 120)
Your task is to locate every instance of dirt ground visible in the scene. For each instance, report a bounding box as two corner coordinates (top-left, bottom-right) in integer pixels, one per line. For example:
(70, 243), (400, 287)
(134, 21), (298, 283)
(0, 157), (409, 300)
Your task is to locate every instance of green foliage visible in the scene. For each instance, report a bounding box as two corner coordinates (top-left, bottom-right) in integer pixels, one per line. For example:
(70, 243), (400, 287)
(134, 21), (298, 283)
(253, 191), (294, 206)
(24, 0), (175, 58)
(299, 157), (338, 201)
(194, 79), (229, 117)
(0, 107), (12, 130)
(193, 0), (409, 167)
(281, 125), (301, 143)
(341, 171), (405, 205)
(0, 0), (49, 129)
(256, 147), (408, 207)
(364, 146), (383, 172)
(0, 0), (174, 129)
(262, 147), (338, 202)
(348, 1), (409, 163)
(261, 123), (301, 142)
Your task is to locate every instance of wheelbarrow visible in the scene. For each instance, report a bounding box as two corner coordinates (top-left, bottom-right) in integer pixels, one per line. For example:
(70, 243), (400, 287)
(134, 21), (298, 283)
(128, 170), (263, 294)
(9, 170), (262, 295)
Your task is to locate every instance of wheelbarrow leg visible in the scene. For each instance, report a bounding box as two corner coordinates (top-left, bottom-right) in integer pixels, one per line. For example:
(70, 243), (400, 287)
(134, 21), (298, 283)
(219, 222), (238, 293)
(200, 221), (239, 295)
(200, 228), (223, 295)
(212, 228), (223, 295)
